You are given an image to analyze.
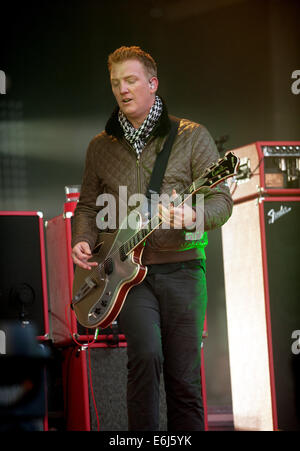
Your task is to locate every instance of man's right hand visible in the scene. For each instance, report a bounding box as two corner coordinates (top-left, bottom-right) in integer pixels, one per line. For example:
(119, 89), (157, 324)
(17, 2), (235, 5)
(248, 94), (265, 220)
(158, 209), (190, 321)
(71, 241), (98, 270)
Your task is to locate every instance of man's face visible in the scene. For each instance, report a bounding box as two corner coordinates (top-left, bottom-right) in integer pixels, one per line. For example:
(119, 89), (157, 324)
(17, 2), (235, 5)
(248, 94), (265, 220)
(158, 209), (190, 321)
(110, 59), (158, 128)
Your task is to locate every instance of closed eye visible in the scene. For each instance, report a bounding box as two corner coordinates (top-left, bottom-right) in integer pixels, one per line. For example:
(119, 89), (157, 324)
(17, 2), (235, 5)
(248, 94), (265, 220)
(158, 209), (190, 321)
(126, 77), (137, 84)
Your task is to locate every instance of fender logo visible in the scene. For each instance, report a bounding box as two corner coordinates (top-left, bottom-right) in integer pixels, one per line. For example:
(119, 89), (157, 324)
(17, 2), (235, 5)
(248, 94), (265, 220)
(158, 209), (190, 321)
(268, 205), (292, 224)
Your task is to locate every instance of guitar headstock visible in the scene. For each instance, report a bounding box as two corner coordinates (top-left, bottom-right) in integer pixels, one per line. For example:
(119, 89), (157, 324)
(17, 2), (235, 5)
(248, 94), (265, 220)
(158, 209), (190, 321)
(193, 151), (239, 191)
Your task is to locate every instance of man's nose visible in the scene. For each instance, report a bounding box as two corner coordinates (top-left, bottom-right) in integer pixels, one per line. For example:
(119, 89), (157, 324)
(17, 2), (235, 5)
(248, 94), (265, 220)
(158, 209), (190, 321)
(119, 82), (129, 94)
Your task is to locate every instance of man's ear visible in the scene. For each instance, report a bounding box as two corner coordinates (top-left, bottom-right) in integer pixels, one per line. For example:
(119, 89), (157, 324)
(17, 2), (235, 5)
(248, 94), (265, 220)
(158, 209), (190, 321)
(149, 77), (159, 93)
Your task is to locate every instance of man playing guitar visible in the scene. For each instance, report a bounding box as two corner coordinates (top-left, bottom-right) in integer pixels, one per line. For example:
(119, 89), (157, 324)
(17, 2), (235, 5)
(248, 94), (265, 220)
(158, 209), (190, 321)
(71, 46), (233, 431)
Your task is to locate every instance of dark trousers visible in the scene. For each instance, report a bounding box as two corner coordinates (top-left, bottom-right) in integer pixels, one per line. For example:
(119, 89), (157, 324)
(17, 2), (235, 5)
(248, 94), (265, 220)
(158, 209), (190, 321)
(119, 261), (207, 431)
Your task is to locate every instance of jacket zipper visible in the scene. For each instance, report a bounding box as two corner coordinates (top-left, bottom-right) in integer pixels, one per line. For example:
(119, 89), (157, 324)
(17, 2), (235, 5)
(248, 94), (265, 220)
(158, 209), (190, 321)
(135, 135), (158, 194)
(136, 153), (142, 194)
(121, 136), (156, 194)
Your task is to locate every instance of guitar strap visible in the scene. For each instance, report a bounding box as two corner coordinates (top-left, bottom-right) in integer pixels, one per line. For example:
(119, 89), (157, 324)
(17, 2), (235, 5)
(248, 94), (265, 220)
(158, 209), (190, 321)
(145, 116), (180, 201)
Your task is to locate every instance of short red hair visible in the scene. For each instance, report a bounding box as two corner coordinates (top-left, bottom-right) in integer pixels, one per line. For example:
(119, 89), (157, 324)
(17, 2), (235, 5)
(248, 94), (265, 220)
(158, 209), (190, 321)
(108, 46), (157, 78)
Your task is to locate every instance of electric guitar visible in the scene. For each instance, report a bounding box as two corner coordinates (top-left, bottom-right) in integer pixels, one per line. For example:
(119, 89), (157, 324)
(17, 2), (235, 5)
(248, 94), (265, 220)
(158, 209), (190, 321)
(71, 151), (239, 329)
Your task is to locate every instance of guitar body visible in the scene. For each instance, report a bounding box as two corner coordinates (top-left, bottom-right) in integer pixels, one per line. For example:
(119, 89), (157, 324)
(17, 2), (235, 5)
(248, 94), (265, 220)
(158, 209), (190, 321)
(72, 213), (147, 329)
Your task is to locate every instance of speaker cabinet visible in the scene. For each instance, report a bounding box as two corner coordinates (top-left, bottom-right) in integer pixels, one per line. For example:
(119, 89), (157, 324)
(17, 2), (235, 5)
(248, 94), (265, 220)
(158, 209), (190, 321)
(0, 211), (49, 339)
(222, 197), (300, 430)
(45, 213), (75, 345)
(61, 343), (168, 431)
(62, 342), (209, 431)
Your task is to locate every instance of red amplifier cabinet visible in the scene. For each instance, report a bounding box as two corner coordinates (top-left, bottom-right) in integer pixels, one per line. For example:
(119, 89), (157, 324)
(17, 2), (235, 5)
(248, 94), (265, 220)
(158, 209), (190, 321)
(62, 342), (128, 431)
(0, 211), (49, 340)
(61, 342), (208, 431)
(45, 212), (75, 345)
(230, 141), (300, 203)
(222, 196), (300, 431)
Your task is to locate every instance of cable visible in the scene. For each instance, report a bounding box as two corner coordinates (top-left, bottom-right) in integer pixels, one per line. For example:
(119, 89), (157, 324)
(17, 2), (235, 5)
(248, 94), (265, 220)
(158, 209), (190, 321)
(250, 156), (264, 176)
(230, 156), (264, 197)
(64, 303), (97, 348)
(64, 303), (100, 430)
(231, 184), (237, 196)
(87, 345), (100, 431)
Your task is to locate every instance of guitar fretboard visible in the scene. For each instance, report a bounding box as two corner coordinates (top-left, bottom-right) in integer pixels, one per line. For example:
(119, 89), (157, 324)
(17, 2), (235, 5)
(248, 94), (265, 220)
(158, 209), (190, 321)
(120, 217), (158, 259)
(120, 182), (204, 257)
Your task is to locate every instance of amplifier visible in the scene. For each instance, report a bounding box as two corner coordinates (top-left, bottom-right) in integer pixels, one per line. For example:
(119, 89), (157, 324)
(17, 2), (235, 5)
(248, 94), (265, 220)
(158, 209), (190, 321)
(0, 211), (49, 339)
(222, 196), (300, 430)
(229, 141), (300, 202)
(61, 343), (167, 431)
(45, 213), (77, 345)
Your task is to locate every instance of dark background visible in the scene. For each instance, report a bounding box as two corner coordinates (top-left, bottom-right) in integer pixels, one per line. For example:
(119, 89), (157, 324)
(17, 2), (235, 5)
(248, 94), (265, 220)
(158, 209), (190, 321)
(1, 0), (299, 411)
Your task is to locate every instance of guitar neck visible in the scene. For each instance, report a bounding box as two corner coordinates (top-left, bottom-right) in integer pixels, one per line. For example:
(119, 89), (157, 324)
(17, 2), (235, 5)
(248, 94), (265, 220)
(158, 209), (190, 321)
(122, 180), (207, 257)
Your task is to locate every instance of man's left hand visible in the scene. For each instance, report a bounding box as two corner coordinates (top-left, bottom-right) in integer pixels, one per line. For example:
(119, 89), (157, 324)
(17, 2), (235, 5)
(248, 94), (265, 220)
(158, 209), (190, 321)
(157, 189), (196, 229)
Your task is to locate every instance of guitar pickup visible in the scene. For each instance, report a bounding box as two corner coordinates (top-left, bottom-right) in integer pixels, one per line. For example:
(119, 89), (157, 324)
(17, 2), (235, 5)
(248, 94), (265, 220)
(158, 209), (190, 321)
(104, 258), (114, 275)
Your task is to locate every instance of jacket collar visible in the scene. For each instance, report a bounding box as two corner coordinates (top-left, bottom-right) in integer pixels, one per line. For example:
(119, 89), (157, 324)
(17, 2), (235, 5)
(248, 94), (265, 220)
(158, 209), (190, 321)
(105, 96), (171, 139)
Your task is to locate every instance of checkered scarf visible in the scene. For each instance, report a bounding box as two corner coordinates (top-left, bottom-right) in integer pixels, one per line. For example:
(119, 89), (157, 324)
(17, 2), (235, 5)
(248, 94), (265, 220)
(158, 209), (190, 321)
(118, 95), (163, 156)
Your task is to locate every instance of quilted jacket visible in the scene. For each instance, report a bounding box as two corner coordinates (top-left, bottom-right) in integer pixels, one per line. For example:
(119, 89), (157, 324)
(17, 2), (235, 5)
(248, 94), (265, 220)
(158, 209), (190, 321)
(71, 100), (233, 264)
